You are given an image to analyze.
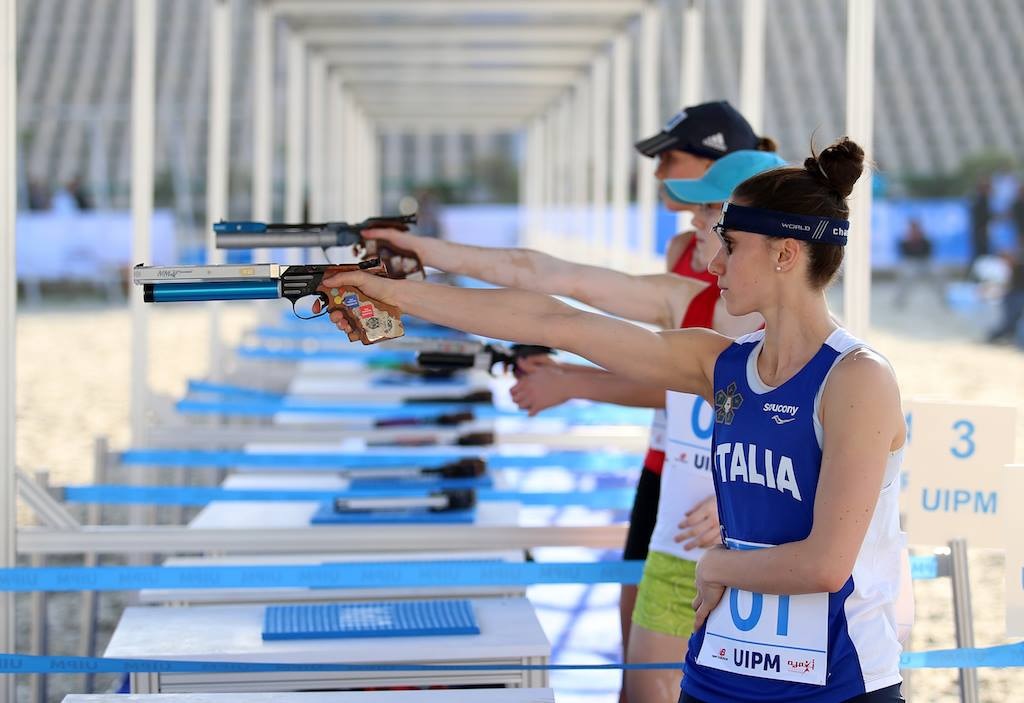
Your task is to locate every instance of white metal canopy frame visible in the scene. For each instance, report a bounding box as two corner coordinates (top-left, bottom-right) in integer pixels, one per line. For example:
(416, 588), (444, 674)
(0, 2), (875, 699)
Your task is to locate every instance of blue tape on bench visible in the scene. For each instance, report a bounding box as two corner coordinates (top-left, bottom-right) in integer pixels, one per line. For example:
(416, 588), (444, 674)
(309, 503), (476, 524)
(0, 561), (647, 592)
(118, 448), (643, 472)
(262, 600), (480, 641)
(62, 485), (635, 509)
(237, 346), (419, 363)
(372, 374), (471, 388)
(174, 396), (652, 425)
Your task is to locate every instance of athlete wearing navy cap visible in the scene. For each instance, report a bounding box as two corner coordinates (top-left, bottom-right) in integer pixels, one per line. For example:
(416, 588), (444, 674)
(323, 135), (907, 703)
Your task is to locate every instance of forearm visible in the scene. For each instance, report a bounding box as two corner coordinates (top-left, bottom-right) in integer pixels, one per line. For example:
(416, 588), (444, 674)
(416, 240), (678, 327)
(562, 369), (666, 409)
(414, 238), (574, 293)
(700, 539), (839, 596)
(386, 278), (584, 351)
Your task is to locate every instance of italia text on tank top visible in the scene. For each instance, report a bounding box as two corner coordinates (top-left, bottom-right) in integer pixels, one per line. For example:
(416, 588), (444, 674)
(643, 235), (718, 473)
(647, 237), (720, 559)
(683, 328), (905, 703)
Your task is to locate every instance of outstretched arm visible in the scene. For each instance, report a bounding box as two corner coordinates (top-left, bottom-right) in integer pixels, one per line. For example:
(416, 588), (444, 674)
(362, 228), (703, 329)
(510, 362), (667, 416)
(321, 270), (729, 399)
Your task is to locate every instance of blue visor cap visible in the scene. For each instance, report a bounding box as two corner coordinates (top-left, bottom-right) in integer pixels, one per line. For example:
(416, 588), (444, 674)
(663, 150), (788, 204)
(717, 203), (849, 246)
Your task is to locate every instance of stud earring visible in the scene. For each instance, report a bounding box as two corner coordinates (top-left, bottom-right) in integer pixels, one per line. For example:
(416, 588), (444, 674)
(775, 266), (782, 272)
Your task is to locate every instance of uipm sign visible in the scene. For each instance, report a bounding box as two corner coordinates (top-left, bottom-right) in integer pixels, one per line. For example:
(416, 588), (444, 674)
(903, 401), (1016, 549)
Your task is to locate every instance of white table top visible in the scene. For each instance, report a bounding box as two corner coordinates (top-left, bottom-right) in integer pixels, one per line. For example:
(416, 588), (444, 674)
(139, 550), (526, 604)
(187, 473), (519, 530)
(63, 690), (556, 702)
(104, 597), (550, 663)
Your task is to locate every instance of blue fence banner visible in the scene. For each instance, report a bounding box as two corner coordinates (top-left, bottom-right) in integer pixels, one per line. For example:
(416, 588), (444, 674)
(0, 642), (1021, 674)
(63, 485), (638, 510)
(118, 448), (643, 472)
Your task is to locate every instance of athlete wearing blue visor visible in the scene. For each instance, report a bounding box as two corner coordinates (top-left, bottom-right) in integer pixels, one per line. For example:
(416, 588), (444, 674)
(322, 137), (908, 703)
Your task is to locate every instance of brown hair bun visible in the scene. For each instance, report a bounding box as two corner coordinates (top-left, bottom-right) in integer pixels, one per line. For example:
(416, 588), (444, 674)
(756, 135), (779, 153)
(803, 136), (865, 198)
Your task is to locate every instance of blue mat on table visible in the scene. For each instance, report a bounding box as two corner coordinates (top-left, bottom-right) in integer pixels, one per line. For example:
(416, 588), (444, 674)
(309, 502), (476, 524)
(262, 600), (479, 640)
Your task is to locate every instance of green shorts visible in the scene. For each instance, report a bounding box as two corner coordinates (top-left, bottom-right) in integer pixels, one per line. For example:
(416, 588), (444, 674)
(631, 550), (698, 638)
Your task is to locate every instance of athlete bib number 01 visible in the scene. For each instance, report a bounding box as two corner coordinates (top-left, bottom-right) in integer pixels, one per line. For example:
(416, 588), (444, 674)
(697, 587), (829, 686)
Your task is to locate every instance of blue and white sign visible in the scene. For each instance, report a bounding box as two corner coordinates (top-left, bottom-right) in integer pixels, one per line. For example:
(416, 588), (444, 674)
(904, 402), (1016, 548)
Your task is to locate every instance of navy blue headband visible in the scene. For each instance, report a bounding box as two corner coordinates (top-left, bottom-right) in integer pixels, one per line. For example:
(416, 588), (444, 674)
(716, 203), (849, 246)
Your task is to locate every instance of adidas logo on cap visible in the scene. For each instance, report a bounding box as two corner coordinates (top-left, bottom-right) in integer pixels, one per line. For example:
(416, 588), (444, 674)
(701, 132), (728, 152)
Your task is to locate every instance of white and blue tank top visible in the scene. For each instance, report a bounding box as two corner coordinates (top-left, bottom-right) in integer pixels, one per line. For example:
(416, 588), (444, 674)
(683, 328), (905, 702)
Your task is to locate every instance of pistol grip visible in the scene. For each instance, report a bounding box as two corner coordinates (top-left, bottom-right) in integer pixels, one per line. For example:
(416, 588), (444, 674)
(317, 283), (405, 345)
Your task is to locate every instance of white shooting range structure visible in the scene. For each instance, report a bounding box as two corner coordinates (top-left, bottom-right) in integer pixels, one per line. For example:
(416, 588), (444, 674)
(0, 1), (876, 701)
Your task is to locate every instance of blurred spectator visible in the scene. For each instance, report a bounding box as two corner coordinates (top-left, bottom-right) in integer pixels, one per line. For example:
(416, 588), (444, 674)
(1010, 182), (1024, 250)
(26, 177), (49, 210)
(893, 219), (945, 308)
(986, 251), (1024, 346)
(967, 177), (992, 277)
(68, 176), (93, 210)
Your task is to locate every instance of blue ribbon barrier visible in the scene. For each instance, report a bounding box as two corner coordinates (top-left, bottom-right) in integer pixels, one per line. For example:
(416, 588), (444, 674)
(910, 553), (940, 580)
(62, 485), (638, 510)
(118, 448), (643, 472)
(0, 555), (949, 593)
(0, 561), (646, 592)
(174, 397), (651, 425)
(0, 642), (1021, 673)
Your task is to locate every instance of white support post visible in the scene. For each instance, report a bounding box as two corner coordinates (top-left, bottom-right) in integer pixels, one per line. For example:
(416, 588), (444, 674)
(520, 120), (538, 248)
(680, 0), (704, 107)
(442, 131), (462, 185)
(307, 55), (326, 222)
(385, 130), (403, 208)
(843, 0), (875, 338)
(679, 0), (704, 235)
(414, 129), (432, 189)
(131, 0), (156, 443)
(1, 0), (16, 694)
(570, 79), (590, 260)
(554, 95), (572, 259)
(590, 55), (610, 265)
(739, 0), (767, 133)
(636, 3), (660, 272)
(284, 28), (305, 263)
(206, 0), (231, 378)
(326, 74), (343, 221)
(129, 0), (156, 538)
(251, 0), (273, 263)
(610, 33), (631, 265)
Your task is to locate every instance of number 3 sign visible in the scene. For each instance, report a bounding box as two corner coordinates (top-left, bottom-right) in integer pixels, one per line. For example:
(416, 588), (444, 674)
(903, 401), (1016, 549)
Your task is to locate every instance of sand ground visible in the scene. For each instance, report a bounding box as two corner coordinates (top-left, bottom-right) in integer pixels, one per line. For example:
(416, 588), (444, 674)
(12, 279), (1024, 701)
